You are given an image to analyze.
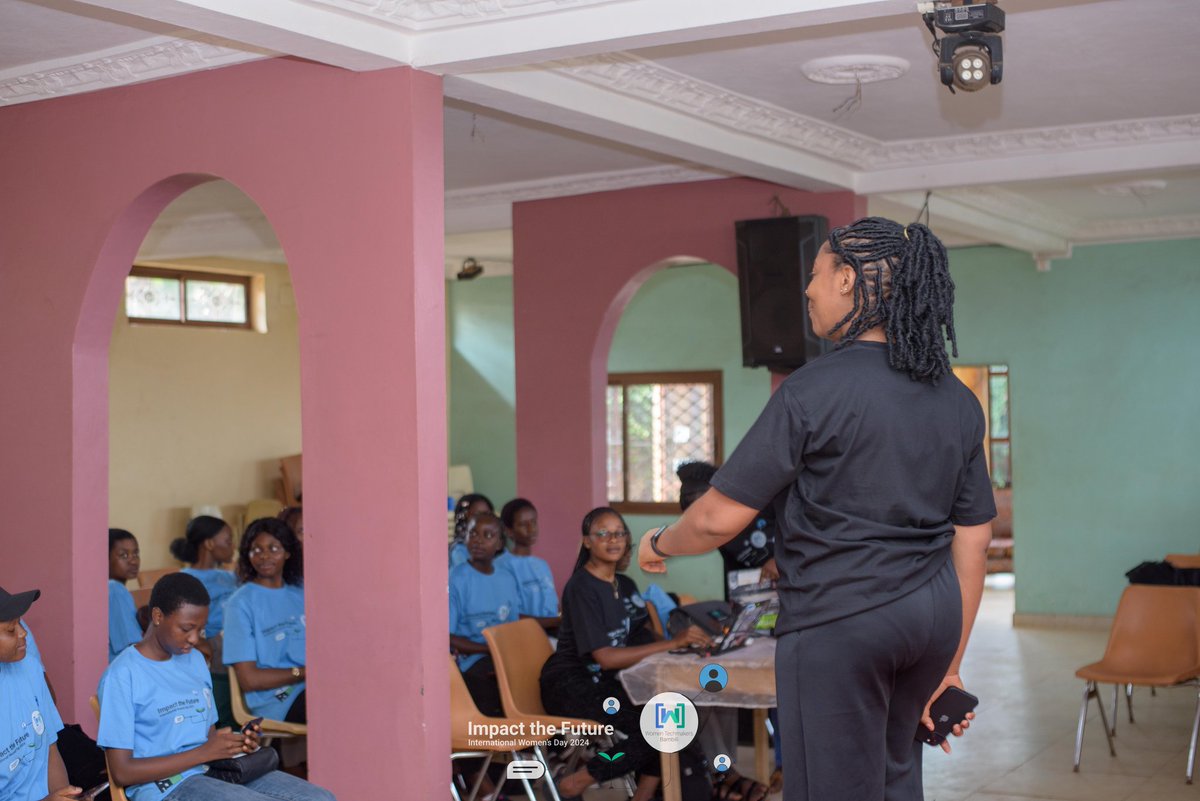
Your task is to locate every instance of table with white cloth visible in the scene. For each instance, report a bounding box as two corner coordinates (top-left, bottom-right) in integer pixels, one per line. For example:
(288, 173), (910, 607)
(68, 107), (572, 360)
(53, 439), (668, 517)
(619, 637), (777, 801)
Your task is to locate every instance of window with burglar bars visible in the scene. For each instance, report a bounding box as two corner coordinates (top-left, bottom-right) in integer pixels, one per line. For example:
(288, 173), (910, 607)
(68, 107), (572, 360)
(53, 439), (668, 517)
(125, 266), (252, 329)
(607, 371), (723, 514)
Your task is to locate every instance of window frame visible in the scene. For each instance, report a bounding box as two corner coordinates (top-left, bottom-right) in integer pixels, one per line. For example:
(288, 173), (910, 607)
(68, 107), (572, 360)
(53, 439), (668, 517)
(126, 265), (254, 330)
(607, 369), (724, 515)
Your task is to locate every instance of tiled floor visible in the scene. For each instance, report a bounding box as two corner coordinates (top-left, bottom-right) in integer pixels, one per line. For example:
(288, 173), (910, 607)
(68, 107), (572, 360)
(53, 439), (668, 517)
(583, 587), (1200, 800)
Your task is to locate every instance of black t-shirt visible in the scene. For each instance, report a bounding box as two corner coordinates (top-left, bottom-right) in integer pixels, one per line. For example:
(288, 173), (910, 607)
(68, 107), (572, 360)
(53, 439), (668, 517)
(541, 570), (653, 683)
(711, 340), (996, 635)
(719, 506), (776, 574)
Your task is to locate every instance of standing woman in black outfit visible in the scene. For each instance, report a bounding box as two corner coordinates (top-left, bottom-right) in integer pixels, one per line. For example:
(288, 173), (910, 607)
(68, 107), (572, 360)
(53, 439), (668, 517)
(638, 218), (996, 801)
(542, 507), (713, 801)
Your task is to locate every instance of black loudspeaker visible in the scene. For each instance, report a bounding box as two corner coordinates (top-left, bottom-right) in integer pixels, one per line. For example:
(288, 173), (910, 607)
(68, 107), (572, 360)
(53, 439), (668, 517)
(735, 215), (831, 371)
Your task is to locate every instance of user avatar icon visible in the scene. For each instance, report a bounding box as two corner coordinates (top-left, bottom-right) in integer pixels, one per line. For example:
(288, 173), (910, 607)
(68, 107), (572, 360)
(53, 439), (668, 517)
(713, 754), (732, 773)
(603, 696), (621, 715)
(700, 663), (728, 693)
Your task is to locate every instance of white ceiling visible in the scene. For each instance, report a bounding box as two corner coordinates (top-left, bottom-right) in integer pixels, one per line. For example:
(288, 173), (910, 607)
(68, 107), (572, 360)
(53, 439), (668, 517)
(2, 0), (1198, 277)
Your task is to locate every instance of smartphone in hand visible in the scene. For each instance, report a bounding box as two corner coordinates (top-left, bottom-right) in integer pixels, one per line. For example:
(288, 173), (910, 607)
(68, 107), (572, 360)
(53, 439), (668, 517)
(78, 782), (109, 800)
(241, 717), (264, 735)
(916, 686), (978, 746)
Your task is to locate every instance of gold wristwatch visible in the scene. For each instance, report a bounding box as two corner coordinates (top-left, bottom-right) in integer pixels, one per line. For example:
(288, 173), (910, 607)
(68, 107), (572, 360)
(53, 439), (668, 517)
(291, 667), (301, 678)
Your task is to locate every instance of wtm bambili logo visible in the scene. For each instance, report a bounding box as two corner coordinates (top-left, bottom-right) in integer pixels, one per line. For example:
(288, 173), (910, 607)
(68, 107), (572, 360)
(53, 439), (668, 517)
(639, 692), (698, 753)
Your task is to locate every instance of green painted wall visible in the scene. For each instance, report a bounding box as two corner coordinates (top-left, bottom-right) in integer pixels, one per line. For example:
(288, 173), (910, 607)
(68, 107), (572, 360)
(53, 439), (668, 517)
(447, 237), (1200, 617)
(447, 277), (518, 506)
(949, 239), (1200, 617)
(608, 264), (771, 600)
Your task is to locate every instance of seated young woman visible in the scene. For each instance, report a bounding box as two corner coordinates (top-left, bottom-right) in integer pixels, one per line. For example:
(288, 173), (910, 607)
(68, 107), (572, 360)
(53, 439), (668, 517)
(0, 585), (79, 801)
(448, 511), (524, 718)
(97, 572), (335, 801)
(222, 518), (308, 724)
(540, 507), (714, 801)
(109, 528), (144, 663)
(448, 493), (495, 569)
(498, 498), (559, 630)
(174, 515), (238, 727)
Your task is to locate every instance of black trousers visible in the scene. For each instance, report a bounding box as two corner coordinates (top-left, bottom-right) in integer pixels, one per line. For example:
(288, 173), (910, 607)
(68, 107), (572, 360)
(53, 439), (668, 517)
(462, 656), (505, 718)
(775, 559), (962, 801)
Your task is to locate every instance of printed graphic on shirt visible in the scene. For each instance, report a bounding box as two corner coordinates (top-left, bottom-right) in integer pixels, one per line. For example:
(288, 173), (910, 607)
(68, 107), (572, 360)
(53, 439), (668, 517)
(2, 702), (50, 773)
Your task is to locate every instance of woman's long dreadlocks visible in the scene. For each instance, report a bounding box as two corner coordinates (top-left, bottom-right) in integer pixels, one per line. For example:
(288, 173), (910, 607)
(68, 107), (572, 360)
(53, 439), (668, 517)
(826, 216), (958, 383)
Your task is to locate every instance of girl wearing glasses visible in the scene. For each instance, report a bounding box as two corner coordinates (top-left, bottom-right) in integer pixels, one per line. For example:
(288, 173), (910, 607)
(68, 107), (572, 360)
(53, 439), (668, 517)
(222, 518), (308, 724)
(541, 507), (713, 801)
(448, 511), (524, 718)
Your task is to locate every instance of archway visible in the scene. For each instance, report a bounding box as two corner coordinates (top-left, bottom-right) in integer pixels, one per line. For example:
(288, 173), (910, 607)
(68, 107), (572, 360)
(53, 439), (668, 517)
(512, 178), (865, 585)
(0, 58), (448, 798)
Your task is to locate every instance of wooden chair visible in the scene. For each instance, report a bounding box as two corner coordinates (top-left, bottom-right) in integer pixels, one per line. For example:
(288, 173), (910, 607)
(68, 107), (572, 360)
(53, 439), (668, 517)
(677, 593), (698, 606)
(88, 695), (130, 801)
(227, 666), (307, 741)
(449, 657), (544, 801)
(278, 454), (302, 507)
(645, 600), (665, 638)
(1074, 585), (1200, 782)
(136, 567), (179, 590)
(482, 619), (632, 797)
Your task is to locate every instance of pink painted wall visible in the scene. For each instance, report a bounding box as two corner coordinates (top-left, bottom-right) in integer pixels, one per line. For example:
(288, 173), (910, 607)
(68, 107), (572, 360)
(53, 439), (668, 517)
(512, 178), (865, 584)
(0, 58), (448, 798)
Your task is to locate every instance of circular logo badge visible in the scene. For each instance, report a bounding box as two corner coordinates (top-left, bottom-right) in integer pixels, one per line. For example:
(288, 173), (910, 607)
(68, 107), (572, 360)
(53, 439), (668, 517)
(699, 663), (728, 693)
(639, 692), (699, 753)
(750, 530), (768, 549)
(713, 754), (732, 772)
(31, 711), (44, 736)
(603, 696), (621, 715)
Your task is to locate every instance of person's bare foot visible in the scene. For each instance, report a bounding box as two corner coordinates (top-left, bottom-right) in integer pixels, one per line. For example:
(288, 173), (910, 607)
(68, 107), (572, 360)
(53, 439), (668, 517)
(557, 767), (594, 798)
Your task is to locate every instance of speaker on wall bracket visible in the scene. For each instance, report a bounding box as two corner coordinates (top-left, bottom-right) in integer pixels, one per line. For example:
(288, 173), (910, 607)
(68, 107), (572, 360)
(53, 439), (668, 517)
(735, 215), (832, 373)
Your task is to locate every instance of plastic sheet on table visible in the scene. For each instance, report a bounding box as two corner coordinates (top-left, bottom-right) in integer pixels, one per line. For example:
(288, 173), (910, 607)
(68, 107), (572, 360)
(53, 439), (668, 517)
(618, 637), (777, 708)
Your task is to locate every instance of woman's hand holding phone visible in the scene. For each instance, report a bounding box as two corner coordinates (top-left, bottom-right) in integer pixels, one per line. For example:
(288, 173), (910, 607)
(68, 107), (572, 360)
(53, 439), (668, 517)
(241, 717), (264, 753)
(920, 674), (976, 753)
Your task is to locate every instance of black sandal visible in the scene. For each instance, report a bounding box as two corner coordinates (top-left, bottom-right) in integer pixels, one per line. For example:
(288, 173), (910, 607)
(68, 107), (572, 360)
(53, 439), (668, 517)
(712, 771), (769, 801)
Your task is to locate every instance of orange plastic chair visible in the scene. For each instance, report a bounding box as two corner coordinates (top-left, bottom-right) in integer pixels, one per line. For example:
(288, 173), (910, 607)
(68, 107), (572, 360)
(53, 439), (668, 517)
(1167, 554), (1200, 570)
(227, 666), (307, 740)
(1073, 585), (1200, 782)
(278, 454), (302, 506)
(645, 600), (665, 638)
(449, 657), (545, 801)
(88, 696), (130, 801)
(136, 567), (180, 590)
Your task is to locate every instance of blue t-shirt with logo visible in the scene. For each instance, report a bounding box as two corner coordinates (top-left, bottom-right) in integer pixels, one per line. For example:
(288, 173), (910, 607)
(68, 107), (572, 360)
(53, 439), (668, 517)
(222, 583), (306, 721)
(180, 568), (237, 639)
(109, 579), (143, 663)
(97, 648), (215, 801)
(499, 555), (558, 618)
(448, 562), (524, 672)
(0, 647), (64, 801)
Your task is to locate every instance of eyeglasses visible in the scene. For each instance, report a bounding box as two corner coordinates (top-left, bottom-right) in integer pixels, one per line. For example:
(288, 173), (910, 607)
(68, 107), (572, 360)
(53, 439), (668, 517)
(249, 544), (285, 557)
(590, 529), (629, 542)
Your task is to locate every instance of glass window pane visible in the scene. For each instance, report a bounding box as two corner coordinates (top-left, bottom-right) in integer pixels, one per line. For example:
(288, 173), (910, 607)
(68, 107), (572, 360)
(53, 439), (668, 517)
(125, 275), (181, 320)
(619, 381), (717, 503)
(991, 441), (1011, 489)
(185, 279), (247, 324)
(625, 384), (655, 503)
(989, 374), (1009, 439)
(606, 385), (624, 503)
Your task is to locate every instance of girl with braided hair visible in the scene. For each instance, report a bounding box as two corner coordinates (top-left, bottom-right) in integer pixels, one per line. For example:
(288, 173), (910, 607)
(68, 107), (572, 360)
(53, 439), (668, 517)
(638, 217), (996, 801)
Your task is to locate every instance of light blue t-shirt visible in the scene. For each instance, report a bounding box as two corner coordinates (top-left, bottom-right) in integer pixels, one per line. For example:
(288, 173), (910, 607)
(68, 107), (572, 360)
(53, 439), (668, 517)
(448, 562), (523, 672)
(0, 648), (64, 801)
(500, 555), (558, 618)
(222, 583), (306, 721)
(179, 568), (237, 638)
(109, 579), (143, 663)
(97, 648), (215, 801)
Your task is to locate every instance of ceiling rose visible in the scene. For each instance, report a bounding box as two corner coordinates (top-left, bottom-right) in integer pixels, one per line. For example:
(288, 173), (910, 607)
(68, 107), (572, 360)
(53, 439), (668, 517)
(801, 55), (910, 85)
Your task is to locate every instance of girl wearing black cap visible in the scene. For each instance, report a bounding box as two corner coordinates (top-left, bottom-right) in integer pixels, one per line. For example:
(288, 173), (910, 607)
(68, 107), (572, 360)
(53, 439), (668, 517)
(639, 218), (996, 801)
(0, 585), (80, 800)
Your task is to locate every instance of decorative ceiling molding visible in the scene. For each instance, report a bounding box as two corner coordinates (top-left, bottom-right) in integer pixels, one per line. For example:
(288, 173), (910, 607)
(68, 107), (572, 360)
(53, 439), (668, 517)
(548, 52), (1200, 171)
(309, 0), (626, 30)
(445, 163), (726, 208)
(1072, 214), (1200, 244)
(0, 36), (264, 107)
(933, 186), (1080, 239)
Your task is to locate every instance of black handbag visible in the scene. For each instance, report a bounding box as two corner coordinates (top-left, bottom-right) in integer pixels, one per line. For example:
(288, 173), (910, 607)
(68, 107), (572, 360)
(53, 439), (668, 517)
(207, 746), (279, 785)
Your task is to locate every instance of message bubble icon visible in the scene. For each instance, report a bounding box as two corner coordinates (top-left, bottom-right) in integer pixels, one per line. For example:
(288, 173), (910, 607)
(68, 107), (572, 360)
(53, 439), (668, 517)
(506, 760), (546, 781)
